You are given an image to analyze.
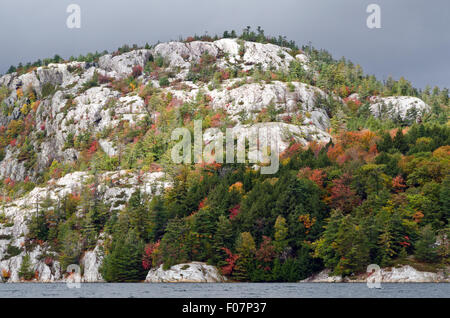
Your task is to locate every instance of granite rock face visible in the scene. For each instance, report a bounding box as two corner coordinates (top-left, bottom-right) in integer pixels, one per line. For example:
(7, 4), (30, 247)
(370, 96), (430, 122)
(99, 49), (153, 78)
(80, 244), (104, 283)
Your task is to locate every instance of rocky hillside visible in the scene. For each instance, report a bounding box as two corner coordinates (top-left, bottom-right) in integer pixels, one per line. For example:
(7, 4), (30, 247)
(0, 32), (448, 283)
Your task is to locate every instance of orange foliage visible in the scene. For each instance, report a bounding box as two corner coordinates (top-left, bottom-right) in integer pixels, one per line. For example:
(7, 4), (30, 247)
(298, 167), (326, 188)
(327, 130), (379, 165)
(228, 181), (244, 193)
(1, 269), (11, 279)
(299, 214), (316, 234)
(392, 175), (407, 192)
(413, 211), (424, 223)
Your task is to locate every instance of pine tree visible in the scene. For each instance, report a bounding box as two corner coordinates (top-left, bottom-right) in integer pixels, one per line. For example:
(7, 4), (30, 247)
(440, 176), (450, 219)
(149, 195), (167, 241)
(19, 254), (35, 280)
(82, 211), (98, 250)
(415, 225), (438, 262)
(213, 215), (234, 266)
(393, 129), (408, 153)
(101, 228), (146, 282)
(59, 230), (81, 272)
(233, 232), (256, 281)
(128, 190), (151, 241)
(160, 218), (190, 268)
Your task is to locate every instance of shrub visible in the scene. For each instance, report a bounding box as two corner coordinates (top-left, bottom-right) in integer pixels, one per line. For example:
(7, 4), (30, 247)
(131, 65), (143, 78)
(415, 225), (439, 262)
(3, 244), (22, 260)
(41, 83), (56, 98)
(159, 76), (170, 87)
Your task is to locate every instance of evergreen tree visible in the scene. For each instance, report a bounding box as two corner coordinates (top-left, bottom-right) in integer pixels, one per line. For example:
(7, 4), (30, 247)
(440, 176), (450, 220)
(415, 225), (438, 262)
(59, 230), (81, 272)
(127, 190), (151, 240)
(393, 129), (408, 153)
(233, 232), (256, 281)
(101, 228), (146, 282)
(149, 195), (167, 241)
(213, 215), (234, 266)
(160, 218), (190, 267)
(19, 254), (35, 280)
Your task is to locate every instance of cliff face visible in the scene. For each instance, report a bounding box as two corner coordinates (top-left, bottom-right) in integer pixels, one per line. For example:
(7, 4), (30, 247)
(0, 38), (433, 283)
(0, 39), (336, 182)
(0, 170), (168, 282)
(0, 39), (335, 282)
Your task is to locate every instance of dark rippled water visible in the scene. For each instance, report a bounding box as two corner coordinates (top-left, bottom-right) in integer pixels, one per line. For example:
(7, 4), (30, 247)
(0, 283), (448, 298)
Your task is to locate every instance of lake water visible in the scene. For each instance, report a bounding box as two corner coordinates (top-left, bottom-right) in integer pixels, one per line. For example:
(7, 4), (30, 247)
(0, 283), (448, 298)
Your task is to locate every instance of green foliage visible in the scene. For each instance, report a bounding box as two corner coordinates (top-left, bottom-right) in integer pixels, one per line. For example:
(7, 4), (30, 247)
(19, 254), (35, 280)
(80, 71), (99, 92)
(101, 228), (146, 282)
(3, 244), (22, 260)
(415, 225), (438, 262)
(41, 82), (57, 98)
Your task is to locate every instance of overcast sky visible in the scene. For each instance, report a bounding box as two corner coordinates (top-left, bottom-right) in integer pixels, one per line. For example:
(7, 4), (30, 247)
(0, 0), (448, 89)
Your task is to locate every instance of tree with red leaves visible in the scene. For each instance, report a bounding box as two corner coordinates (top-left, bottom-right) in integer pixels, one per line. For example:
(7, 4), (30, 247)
(229, 204), (241, 220)
(131, 65), (143, 78)
(220, 247), (239, 276)
(326, 174), (361, 213)
(142, 240), (161, 270)
(255, 236), (276, 269)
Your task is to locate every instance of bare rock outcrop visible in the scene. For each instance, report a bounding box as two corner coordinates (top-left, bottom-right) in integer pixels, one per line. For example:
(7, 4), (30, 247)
(370, 96), (430, 122)
(301, 265), (449, 283)
(145, 262), (226, 283)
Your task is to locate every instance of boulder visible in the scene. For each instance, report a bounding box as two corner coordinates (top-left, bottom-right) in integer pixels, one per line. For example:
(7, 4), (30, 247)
(300, 265), (449, 283)
(145, 262), (226, 283)
(370, 265), (449, 283)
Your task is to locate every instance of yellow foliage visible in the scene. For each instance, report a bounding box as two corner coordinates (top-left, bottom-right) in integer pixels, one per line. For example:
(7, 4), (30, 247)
(433, 145), (450, 159)
(20, 103), (29, 115)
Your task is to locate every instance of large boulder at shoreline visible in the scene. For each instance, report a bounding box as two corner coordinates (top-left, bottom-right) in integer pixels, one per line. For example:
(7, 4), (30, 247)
(300, 268), (344, 283)
(300, 265), (449, 283)
(145, 262), (226, 283)
(368, 265), (449, 283)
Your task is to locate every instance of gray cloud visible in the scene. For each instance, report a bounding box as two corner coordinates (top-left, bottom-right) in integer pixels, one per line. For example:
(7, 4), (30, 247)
(0, 0), (448, 88)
